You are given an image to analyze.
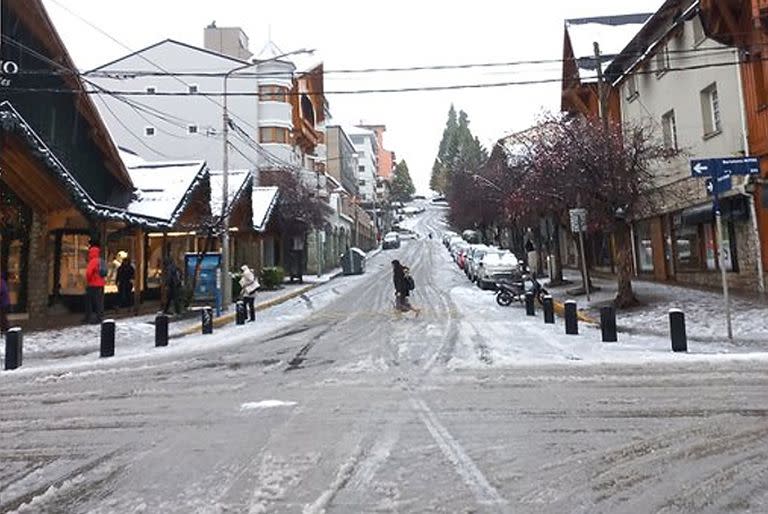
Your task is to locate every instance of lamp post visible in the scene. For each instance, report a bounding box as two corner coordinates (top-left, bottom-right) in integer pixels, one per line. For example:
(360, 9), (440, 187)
(220, 47), (314, 308)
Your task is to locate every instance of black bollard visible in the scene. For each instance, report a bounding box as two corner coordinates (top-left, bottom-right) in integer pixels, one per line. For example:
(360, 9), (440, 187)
(202, 307), (213, 335)
(543, 295), (555, 324)
(525, 292), (536, 316)
(236, 301), (246, 325)
(600, 306), (618, 342)
(4, 327), (23, 370)
(155, 314), (169, 347)
(100, 319), (115, 358)
(669, 309), (687, 352)
(564, 300), (578, 335)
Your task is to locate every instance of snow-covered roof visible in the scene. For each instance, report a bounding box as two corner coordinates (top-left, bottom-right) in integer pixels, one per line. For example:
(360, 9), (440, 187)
(345, 126), (376, 137)
(118, 147), (146, 168)
(126, 161), (208, 223)
(209, 169), (252, 218)
(252, 186), (280, 232)
(566, 13), (652, 82)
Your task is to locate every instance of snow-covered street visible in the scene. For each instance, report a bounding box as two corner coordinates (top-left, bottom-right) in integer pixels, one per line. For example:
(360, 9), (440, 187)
(1, 206), (768, 513)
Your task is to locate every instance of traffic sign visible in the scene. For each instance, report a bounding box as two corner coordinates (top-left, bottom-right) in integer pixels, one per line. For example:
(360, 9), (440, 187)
(569, 208), (587, 233)
(691, 157), (760, 178)
(705, 175), (732, 195)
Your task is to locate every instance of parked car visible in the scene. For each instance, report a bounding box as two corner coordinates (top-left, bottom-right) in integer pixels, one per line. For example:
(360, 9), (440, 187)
(476, 251), (519, 290)
(443, 231), (459, 247)
(448, 236), (465, 254)
(451, 241), (470, 263)
(462, 229), (482, 244)
(382, 232), (401, 249)
(466, 245), (494, 282)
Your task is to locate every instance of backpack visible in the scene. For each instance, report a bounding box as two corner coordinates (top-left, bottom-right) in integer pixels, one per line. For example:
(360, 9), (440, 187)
(99, 258), (108, 278)
(405, 274), (415, 291)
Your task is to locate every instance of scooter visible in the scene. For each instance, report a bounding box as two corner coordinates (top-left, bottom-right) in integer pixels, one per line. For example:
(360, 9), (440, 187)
(495, 267), (548, 307)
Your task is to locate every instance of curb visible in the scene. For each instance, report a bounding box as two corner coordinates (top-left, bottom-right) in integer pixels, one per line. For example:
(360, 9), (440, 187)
(175, 282), (323, 337)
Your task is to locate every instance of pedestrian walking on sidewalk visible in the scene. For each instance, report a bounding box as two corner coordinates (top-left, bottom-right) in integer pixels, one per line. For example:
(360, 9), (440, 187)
(84, 243), (106, 324)
(162, 257), (183, 315)
(116, 256), (135, 308)
(239, 264), (259, 322)
(392, 260), (420, 316)
(0, 272), (10, 335)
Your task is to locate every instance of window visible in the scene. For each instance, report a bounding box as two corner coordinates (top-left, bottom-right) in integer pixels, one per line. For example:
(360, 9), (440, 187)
(188, 84), (199, 94)
(674, 224), (701, 271)
(693, 16), (706, 46)
(661, 110), (678, 150)
(655, 45), (670, 77)
(259, 127), (289, 144)
(700, 83), (722, 136)
(188, 125), (198, 135)
(146, 86), (156, 94)
(359, 179), (366, 186)
(358, 165), (365, 172)
(753, 54), (768, 108)
(145, 126), (156, 137)
(634, 220), (654, 272)
(625, 74), (638, 101)
(258, 85), (288, 102)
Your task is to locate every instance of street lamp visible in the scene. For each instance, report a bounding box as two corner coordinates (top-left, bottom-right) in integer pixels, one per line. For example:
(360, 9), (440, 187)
(220, 47), (314, 308)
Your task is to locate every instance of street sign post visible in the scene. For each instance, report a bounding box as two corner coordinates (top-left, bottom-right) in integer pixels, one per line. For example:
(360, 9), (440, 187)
(688, 156), (760, 341)
(569, 208), (590, 301)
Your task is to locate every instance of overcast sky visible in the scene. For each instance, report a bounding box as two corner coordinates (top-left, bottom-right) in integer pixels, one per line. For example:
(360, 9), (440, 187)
(43, 0), (665, 193)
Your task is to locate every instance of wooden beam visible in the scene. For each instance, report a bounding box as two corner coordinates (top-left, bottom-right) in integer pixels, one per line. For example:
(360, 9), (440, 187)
(562, 87), (592, 117)
(715, 0), (742, 41)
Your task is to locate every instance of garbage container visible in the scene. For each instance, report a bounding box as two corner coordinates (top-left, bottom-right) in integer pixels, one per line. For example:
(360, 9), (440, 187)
(341, 248), (366, 275)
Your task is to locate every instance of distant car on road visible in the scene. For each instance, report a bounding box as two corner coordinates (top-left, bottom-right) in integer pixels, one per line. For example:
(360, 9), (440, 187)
(382, 232), (401, 249)
(413, 194), (426, 200)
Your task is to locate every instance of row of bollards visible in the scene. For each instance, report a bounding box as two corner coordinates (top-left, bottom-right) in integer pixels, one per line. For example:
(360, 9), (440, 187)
(528, 293), (688, 352)
(3, 301), (255, 370)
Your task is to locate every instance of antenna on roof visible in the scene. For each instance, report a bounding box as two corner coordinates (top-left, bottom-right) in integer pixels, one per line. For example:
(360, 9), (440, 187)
(207, 20), (217, 28)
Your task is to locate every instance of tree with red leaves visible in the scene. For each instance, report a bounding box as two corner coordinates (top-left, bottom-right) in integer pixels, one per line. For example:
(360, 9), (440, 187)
(507, 114), (667, 308)
(260, 170), (332, 237)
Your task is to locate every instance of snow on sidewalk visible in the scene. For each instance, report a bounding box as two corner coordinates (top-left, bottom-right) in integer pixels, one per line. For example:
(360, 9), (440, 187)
(542, 270), (768, 345)
(435, 258), (768, 369)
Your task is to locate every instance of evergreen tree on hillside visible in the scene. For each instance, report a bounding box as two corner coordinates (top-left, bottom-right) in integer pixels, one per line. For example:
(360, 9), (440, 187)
(431, 105), (488, 195)
(391, 160), (416, 202)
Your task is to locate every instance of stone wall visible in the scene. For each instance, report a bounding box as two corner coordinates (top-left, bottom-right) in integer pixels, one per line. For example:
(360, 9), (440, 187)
(26, 211), (49, 324)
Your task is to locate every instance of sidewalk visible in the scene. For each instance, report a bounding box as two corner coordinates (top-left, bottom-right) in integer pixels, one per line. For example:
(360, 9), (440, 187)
(545, 270), (768, 345)
(1, 269), (344, 365)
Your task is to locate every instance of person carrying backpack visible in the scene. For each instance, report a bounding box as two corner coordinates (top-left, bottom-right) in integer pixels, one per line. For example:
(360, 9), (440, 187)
(392, 259), (419, 316)
(162, 257), (183, 315)
(84, 243), (106, 324)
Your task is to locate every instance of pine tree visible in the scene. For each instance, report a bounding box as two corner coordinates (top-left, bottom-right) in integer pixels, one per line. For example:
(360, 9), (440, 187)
(391, 160), (416, 202)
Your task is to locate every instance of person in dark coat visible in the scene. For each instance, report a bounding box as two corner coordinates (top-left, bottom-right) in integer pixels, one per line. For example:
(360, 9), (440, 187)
(116, 257), (135, 308)
(392, 260), (419, 315)
(0, 272), (10, 334)
(162, 257), (183, 315)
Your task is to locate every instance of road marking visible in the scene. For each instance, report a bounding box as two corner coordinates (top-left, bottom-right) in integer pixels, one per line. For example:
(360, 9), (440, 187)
(410, 398), (507, 507)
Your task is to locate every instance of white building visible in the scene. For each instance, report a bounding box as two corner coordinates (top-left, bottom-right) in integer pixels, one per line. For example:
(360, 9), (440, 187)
(86, 36), (301, 172)
(345, 126), (379, 203)
(607, 1), (757, 288)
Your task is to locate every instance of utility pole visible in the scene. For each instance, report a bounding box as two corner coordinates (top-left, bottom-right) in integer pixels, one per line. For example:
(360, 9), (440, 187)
(593, 41), (609, 132)
(220, 48), (314, 308)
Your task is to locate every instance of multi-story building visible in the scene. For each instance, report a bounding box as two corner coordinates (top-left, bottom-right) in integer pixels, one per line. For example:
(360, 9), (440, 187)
(358, 124), (395, 180)
(326, 125), (360, 196)
(606, 0), (760, 289)
(700, 0), (768, 279)
(346, 126), (379, 204)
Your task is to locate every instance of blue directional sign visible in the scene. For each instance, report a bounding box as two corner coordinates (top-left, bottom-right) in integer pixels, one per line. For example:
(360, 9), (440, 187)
(705, 175), (732, 195)
(691, 157), (760, 178)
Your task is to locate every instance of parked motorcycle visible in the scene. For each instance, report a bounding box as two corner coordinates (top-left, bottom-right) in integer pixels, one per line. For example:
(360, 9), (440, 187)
(495, 267), (548, 307)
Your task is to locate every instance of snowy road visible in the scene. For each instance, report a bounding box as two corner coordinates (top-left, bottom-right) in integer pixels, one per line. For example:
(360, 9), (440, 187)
(1, 206), (768, 513)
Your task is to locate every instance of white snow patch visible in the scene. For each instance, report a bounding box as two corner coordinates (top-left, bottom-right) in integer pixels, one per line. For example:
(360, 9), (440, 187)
(240, 400), (297, 411)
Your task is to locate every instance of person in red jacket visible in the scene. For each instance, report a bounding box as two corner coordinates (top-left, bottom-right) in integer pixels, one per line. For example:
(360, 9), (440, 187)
(84, 244), (105, 324)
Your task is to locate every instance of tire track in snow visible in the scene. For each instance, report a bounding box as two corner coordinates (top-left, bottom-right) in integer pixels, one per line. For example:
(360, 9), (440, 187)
(410, 398), (507, 509)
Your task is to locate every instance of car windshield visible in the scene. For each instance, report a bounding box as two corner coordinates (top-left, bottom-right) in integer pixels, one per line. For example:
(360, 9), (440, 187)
(5, 3), (763, 512)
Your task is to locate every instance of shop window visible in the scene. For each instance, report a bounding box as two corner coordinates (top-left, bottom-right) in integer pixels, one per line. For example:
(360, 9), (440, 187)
(634, 221), (654, 272)
(674, 224), (702, 271)
(58, 234), (90, 295)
